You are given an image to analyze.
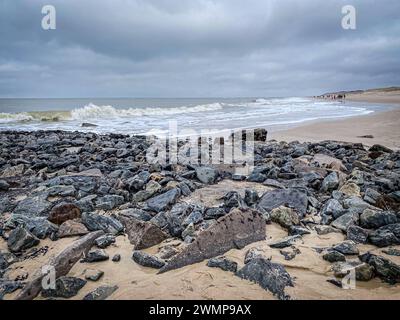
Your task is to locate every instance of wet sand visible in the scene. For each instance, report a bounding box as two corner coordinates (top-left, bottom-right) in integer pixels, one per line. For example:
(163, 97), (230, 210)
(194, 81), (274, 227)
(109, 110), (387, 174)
(270, 109), (400, 150)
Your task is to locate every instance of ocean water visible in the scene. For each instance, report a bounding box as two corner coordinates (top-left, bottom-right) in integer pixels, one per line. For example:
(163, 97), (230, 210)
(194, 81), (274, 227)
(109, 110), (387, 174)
(0, 97), (384, 137)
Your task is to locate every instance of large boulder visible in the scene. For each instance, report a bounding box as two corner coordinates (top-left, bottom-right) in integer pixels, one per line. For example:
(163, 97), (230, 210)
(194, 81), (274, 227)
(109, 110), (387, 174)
(236, 257), (293, 300)
(159, 209), (265, 273)
(368, 224), (400, 247)
(13, 195), (52, 217)
(119, 215), (168, 250)
(5, 214), (58, 239)
(258, 189), (308, 217)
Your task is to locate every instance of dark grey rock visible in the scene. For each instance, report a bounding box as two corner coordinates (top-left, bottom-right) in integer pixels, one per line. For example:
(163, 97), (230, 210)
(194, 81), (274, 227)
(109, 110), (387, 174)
(82, 249), (109, 263)
(5, 214), (58, 239)
(360, 252), (400, 284)
(146, 188), (181, 212)
(112, 254), (121, 262)
(244, 189), (259, 206)
(288, 226), (311, 236)
(323, 250), (346, 262)
(382, 248), (400, 257)
(0, 180), (10, 191)
(321, 199), (344, 219)
(195, 166), (218, 184)
(83, 285), (118, 300)
(258, 188), (308, 217)
(13, 195), (52, 217)
(223, 191), (246, 211)
(81, 212), (124, 235)
(331, 212), (359, 232)
(207, 256), (238, 272)
(320, 172), (339, 192)
(118, 208), (153, 222)
(95, 234), (116, 249)
(269, 235), (302, 249)
(132, 251), (165, 269)
(332, 241), (359, 255)
(204, 207), (226, 220)
(360, 209), (398, 229)
(42, 276), (86, 298)
(0, 279), (25, 299)
(95, 195), (125, 210)
(347, 225), (369, 244)
(7, 226), (40, 252)
(369, 224), (400, 247)
(236, 257), (294, 300)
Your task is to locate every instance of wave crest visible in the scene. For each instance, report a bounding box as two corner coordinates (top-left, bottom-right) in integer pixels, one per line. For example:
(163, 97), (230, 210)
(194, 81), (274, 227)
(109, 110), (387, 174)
(71, 103), (224, 120)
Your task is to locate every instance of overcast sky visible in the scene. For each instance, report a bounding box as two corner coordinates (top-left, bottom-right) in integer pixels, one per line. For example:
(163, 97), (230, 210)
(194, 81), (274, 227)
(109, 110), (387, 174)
(0, 0), (399, 98)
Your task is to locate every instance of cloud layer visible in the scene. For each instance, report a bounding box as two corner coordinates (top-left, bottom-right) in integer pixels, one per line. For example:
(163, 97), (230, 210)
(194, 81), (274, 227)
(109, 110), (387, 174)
(1, 0), (399, 97)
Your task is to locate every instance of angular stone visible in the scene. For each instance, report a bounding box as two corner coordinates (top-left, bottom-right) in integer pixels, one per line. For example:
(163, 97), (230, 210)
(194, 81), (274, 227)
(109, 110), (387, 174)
(82, 249), (109, 263)
(195, 166), (219, 184)
(146, 188), (181, 212)
(159, 209), (265, 273)
(360, 252), (400, 284)
(332, 241), (359, 255)
(347, 225), (369, 244)
(119, 216), (168, 250)
(360, 209), (398, 229)
(83, 285), (118, 300)
(84, 269), (104, 282)
(258, 188), (308, 217)
(320, 172), (339, 193)
(331, 212), (359, 232)
(339, 183), (361, 197)
(270, 206), (300, 229)
(5, 214), (58, 239)
(42, 276), (86, 298)
(57, 220), (89, 238)
(323, 250), (346, 262)
(207, 256), (238, 272)
(369, 224), (400, 247)
(132, 251), (165, 269)
(236, 257), (293, 300)
(269, 235), (302, 249)
(13, 195), (52, 217)
(81, 213), (124, 235)
(94, 234), (116, 249)
(7, 226), (40, 253)
(48, 203), (81, 225)
(117, 208), (153, 222)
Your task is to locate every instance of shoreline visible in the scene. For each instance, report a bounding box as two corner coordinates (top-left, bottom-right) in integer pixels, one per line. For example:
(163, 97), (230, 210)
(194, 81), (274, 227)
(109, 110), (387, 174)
(269, 94), (400, 150)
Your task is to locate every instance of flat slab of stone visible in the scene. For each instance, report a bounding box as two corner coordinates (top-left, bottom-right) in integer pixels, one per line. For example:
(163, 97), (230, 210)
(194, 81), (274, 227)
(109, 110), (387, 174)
(159, 208), (265, 273)
(258, 189), (308, 217)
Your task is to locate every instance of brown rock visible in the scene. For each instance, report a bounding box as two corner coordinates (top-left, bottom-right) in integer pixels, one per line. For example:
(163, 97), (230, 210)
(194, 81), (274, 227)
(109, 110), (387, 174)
(159, 208), (266, 273)
(57, 220), (89, 238)
(48, 203), (81, 225)
(119, 215), (168, 250)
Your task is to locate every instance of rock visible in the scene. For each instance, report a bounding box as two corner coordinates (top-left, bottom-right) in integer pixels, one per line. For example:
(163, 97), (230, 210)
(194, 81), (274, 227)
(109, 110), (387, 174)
(132, 251), (165, 269)
(47, 185), (76, 197)
(315, 225), (342, 235)
(81, 212), (124, 235)
(0, 279), (25, 299)
(311, 153), (346, 172)
(236, 257), (293, 300)
(321, 199), (344, 219)
(364, 188), (382, 206)
(48, 203), (81, 225)
(57, 220), (89, 238)
(270, 206), (299, 229)
(5, 214), (58, 239)
(42, 276), (87, 298)
(132, 180), (162, 202)
(112, 254), (121, 262)
(280, 247), (301, 261)
(343, 197), (371, 213)
(331, 261), (374, 281)
(75, 195), (96, 213)
(355, 263), (375, 281)
(119, 216), (168, 250)
(207, 256), (238, 272)
(332, 241), (359, 255)
(94, 234), (116, 249)
(347, 225), (369, 244)
(182, 209), (203, 227)
(127, 171), (150, 191)
(7, 226), (40, 252)
(320, 172), (339, 193)
(383, 248), (400, 256)
(84, 269), (104, 281)
(339, 183), (360, 197)
(263, 179), (285, 189)
(13, 195), (52, 217)
(16, 230), (104, 300)
(118, 208), (153, 222)
(244, 189), (259, 206)
(82, 249), (109, 263)
(146, 188), (180, 212)
(195, 166), (219, 184)
(244, 248), (264, 264)
(204, 207), (226, 220)
(81, 122), (98, 127)
(83, 285), (118, 300)
(258, 188), (308, 217)
(269, 235), (302, 249)
(288, 226), (311, 236)
(223, 191), (246, 211)
(369, 224), (400, 247)
(369, 144), (393, 154)
(323, 250), (346, 262)
(95, 195), (125, 210)
(1, 164), (24, 177)
(360, 209), (398, 229)
(360, 252), (400, 284)
(159, 209), (265, 273)
(331, 212), (359, 232)
(182, 223), (195, 239)
(0, 179), (10, 191)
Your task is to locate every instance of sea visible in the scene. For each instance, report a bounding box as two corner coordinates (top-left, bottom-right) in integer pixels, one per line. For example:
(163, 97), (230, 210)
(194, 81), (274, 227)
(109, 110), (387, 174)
(0, 97), (387, 137)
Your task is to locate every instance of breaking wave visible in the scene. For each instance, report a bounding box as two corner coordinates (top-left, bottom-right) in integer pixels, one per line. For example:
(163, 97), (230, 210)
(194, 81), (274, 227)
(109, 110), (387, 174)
(71, 103), (225, 120)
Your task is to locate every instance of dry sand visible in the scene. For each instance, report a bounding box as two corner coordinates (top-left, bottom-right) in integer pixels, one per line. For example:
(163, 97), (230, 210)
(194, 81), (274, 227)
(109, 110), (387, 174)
(270, 89), (400, 150)
(2, 180), (400, 300)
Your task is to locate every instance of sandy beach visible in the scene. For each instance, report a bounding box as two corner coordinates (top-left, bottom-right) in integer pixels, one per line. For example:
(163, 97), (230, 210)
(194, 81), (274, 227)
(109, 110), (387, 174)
(271, 89), (400, 150)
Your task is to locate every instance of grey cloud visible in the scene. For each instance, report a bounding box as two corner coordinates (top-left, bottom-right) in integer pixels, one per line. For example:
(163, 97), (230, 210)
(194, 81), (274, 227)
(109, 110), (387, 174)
(0, 0), (399, 97)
